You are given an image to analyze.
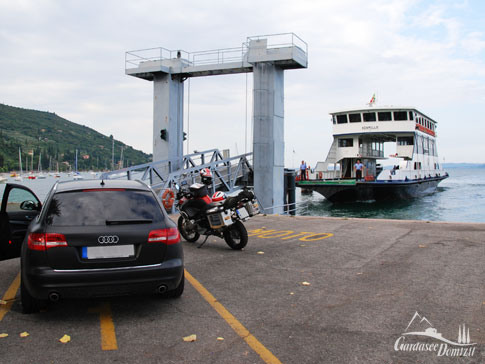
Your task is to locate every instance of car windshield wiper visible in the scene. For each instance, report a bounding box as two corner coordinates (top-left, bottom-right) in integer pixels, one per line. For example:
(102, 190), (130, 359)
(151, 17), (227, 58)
(105, 219), (153, 225)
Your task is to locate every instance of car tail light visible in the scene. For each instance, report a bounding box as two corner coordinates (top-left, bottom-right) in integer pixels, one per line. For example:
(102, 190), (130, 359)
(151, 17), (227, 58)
(28, 233), (68, 251)
(148, 228), (180, 245)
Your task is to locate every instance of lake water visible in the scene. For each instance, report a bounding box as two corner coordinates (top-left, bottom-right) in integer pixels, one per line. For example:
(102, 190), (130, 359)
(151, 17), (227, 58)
(296, 167), (485, 223)
(2, 168), (484, 223)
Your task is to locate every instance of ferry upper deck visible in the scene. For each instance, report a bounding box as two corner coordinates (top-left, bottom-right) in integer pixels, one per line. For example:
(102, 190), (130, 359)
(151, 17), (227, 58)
(330, 107), (437, 138)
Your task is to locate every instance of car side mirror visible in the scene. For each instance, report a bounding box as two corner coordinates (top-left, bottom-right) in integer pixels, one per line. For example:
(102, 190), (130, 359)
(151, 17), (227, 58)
(20, 200), (39, 211)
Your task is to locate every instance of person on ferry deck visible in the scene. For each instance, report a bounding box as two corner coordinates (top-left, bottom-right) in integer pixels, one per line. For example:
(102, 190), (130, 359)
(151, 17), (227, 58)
(300, 160), (307, 181)
(354, 159), (364, 181)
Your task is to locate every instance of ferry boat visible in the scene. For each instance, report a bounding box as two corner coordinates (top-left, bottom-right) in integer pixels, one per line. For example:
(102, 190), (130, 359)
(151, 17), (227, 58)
(297, 106), (448, 202)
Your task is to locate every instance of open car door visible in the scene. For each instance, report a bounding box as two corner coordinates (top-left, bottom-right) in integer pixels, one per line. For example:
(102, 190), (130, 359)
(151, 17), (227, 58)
(0, 183), (42, 261)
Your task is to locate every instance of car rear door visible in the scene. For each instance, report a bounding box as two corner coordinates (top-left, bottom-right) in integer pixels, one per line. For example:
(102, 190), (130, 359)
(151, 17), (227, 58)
(0, 183), (41, 261)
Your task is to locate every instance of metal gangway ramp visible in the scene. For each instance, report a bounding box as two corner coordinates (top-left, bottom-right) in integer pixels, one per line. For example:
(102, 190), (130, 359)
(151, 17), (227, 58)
(100, 149), (253, 198)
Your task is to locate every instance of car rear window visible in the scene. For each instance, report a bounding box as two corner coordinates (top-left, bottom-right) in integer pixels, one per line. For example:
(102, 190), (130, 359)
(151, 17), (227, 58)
(45, 190), (164, 226)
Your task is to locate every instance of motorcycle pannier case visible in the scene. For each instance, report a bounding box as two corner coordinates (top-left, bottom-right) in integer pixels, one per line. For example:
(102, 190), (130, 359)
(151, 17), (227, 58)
(245, 201), (260, 216)
(207, 210), (233, 229)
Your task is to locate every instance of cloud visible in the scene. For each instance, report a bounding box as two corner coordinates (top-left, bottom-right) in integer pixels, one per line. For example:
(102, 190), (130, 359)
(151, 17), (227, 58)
(0, 0), (484, 163)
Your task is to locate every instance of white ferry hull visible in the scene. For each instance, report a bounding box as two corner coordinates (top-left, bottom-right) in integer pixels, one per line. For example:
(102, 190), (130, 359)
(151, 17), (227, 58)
(297, 175), (448, 203)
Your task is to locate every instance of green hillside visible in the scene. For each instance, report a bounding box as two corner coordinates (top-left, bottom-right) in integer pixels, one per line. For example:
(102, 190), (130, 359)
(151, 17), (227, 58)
(0, 103), (151, 172)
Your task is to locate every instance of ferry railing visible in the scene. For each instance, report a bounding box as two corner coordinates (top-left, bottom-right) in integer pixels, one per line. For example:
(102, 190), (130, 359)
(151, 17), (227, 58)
(379, 168), (447, 181)
(317, 170), (342, 179)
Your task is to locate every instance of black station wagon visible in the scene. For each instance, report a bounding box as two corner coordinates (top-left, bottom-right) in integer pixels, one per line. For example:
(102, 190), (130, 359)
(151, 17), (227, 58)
(0, 180), (184, 313)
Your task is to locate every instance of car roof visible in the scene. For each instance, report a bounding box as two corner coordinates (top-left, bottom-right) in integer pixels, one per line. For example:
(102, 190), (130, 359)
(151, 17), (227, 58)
(54, 179), (151, 193)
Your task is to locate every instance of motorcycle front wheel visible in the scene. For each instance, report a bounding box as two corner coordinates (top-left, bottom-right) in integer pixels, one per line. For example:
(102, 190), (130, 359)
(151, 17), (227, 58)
(178, 216), (200, 243)
(223, 221), (248, 250)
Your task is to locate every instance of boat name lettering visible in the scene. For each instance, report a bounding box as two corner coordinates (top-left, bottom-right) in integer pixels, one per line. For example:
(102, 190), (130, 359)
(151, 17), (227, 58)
(362, 126), (378, 130)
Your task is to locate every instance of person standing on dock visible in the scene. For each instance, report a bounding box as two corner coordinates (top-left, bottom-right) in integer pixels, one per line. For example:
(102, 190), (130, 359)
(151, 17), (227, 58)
(354, 159), (364, 181)
(300, 160), (307, 181)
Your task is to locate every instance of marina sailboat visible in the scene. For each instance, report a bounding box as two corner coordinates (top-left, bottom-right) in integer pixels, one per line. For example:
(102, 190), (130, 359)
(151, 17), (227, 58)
(297, 105), (448, 202)
(14, 147), (23, 181)
(73, 149), (84, 180)
(37, 153), (46, 179)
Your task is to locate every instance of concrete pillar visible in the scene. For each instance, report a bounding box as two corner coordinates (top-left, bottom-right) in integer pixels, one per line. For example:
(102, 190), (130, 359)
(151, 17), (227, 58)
(153, 72), (184, 172)
(252, 63), (285, 214)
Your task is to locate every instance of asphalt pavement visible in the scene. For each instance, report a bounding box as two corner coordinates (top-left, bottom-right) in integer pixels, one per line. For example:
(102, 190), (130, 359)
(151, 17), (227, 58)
(0, 214), (484, 363)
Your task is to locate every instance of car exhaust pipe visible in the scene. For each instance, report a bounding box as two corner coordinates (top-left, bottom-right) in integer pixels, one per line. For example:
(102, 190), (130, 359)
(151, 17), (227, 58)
(48, 292), (60, 302)
(157, 285), (168, 294)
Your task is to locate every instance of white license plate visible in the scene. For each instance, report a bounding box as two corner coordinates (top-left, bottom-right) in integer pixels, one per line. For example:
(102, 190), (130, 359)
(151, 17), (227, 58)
(82, 245), (134, 259)
(236, 207), (249, 219)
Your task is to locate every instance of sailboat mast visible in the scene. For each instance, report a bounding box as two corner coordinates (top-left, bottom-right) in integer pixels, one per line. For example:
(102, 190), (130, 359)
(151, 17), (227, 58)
(111, 138), (114, 171)
(19, 147), (23, 173)
(119, 146), (124, 169)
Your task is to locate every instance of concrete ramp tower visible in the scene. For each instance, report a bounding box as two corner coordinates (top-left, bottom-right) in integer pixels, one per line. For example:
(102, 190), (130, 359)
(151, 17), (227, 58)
(125, 34), (307, 213)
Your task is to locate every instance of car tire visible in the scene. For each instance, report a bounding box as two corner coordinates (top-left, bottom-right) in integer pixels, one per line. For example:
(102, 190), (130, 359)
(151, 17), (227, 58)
(223, 221), (248, 250)
(178, 216), (200, 243)
(165, 272), (185, 298)
(21, 278), (45, 314)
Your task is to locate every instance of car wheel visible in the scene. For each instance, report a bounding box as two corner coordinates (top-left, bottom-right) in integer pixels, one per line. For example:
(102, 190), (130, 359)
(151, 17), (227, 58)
(21, 278), (45, 314)
(165, 272), (185, 298)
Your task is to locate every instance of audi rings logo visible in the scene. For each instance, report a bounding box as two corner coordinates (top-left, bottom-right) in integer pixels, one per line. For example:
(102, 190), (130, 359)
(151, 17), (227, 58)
(98, 235), (119, 244)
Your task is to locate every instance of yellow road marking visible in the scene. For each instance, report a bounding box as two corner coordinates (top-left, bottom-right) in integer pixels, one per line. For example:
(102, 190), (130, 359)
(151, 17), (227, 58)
(299, 233), (333, 241)
(248, 228), (333, 242)
(281, 232), (307, 240)
(257, 230), (294, 239)
(0, 272), (20, 321)
(89, 302), (118, 350)
(185, 269), (282, 364)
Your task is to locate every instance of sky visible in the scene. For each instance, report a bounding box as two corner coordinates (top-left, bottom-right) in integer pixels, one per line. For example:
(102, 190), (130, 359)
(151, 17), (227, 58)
(1, 0), (484, 167)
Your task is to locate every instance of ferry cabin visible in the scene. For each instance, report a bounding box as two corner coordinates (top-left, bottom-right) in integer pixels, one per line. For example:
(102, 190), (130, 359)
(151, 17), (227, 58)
(312, 107), (445, 182)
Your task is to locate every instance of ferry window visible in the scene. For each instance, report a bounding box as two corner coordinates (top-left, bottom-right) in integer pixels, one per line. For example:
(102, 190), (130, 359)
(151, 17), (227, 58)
(338, 138), (353, 147)
(332, 116), (336, 124)
(349, 113), (362, 122)
(393, 111), (407, 121)
(363, 112), (376, 122)
(409, 112), (414, 120)
(378, 112), (392, 121)
(397, 136), (414, 145)
(336, 114), (348, 124)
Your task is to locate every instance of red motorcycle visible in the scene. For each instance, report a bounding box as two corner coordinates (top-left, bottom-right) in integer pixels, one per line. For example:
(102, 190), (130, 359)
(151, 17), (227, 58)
(175, 169), (259, 250)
